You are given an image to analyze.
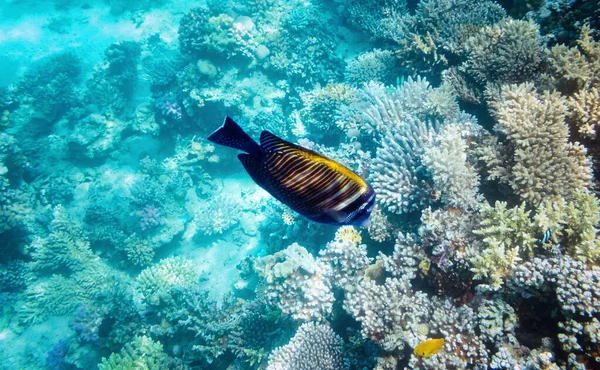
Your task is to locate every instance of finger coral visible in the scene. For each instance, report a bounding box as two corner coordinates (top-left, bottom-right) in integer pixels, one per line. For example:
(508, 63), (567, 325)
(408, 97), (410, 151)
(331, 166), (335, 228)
(254, 243), (334, 321)
(266, 322), (348, 370)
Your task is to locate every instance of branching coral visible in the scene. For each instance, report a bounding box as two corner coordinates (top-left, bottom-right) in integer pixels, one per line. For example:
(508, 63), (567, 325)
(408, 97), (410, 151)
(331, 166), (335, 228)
(98, 335), (177, 370)
(254, 243), (334, 321)
(15, 52), (81, 124)
(391, 0), (506, 77)
(568, 86), (599, 139)
(30, 205), (97, 272)
(544, 24), (600, 93)
(370, 118), (438, 214)
(345, 242), (489, 368)
(135, 256), (199, 311)
(472, 191), (600, 289)
(508, 254), (600, 364)
(297, 83), (357, 140)
(266, 322), (348, 370)
(422, 123), (482, 210)
(484, 83), (593, 206)
(463, 19), (544, 86)
(318, 239), (372, 290)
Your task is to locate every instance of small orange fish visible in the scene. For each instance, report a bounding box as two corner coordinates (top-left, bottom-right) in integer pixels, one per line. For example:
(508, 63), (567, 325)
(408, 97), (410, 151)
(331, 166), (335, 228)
(414, 338), (445, 357)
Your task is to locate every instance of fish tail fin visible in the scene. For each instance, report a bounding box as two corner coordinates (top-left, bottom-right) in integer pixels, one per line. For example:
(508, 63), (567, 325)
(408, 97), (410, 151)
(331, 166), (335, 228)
(208, 116), (261, 156)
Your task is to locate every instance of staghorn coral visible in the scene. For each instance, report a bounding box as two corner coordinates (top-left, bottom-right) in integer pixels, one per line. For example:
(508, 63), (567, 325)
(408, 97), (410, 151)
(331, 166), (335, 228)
(255, 243), (334, 321)
(473, 189), (600, 290)
(463, 19), (544, 86)
(544, 24), (600, 94)
(485, 83), (593, 206)
(30, 205), (97, 272)
(266, 322), (348, 370)
(470, 201), (535, 290)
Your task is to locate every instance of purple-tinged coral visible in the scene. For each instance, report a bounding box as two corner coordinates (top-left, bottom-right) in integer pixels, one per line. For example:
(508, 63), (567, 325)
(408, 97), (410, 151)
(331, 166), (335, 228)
(155, 92), (183, 122)
(139, 205), (161, 231)
(71, 304), (101, 344)
(266, 322), (348, 370)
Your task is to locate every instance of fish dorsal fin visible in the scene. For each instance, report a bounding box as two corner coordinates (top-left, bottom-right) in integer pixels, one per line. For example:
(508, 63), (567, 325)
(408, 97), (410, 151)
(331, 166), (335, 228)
(260, 130), (367, 187)
(260, 131), (299, 153)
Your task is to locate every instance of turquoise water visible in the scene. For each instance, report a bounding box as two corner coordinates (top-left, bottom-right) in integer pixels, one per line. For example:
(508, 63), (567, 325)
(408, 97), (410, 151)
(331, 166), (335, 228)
(1, 0), (599, 369)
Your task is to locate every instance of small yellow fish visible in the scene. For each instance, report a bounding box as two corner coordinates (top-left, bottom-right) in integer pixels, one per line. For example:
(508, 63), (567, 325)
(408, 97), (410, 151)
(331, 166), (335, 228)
(414, 338), (445, 358)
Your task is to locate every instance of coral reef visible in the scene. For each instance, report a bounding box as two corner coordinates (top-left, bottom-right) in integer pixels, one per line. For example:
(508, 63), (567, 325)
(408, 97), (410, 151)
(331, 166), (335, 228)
(266, 322), (348, 370)
(483, 83), (592, 206)
(254, 243), (334, 321)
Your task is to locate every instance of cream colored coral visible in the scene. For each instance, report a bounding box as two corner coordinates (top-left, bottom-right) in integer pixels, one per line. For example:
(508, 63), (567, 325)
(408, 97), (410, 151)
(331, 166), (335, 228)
(334, 226), (362, 246)
(569, 87), (599, 138)
(487, 83), (592, 206)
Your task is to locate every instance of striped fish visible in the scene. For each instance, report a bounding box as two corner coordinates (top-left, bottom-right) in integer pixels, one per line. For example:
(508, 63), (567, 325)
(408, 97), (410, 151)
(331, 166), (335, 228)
(208, 117), (376, 226)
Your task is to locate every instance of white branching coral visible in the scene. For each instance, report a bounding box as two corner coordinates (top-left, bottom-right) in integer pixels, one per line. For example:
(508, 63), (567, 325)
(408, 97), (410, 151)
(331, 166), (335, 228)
(370, 118), (438, 214)
(318, 239), (372, 290)
(254, 243), (334, 321)
(266, 322), (348, 370)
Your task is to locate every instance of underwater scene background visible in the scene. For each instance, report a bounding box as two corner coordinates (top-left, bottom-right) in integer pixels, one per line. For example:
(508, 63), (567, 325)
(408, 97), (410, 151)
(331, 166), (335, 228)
(0, 0), (599, 369)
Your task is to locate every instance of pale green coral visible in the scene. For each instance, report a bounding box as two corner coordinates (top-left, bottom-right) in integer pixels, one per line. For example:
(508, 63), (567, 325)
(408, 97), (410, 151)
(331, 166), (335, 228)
(98, 336), (172, 370)
(568, 86), (599, 139)
(477, 298), (518, 342)
(124, 234), (154, 267)
(135, 256), (199, 309)
(30, 205), (96, 272)
(471, 201), (531, 289)
(544, 24), (600, 92)
(472, 191), (600, 289)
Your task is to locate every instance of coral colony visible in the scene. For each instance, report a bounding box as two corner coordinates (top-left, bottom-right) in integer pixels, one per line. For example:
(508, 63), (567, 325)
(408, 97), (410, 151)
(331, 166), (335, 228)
(0, 0), (599, 369)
